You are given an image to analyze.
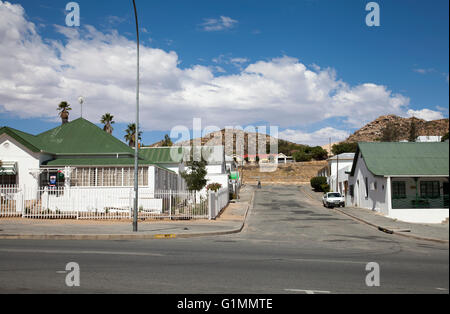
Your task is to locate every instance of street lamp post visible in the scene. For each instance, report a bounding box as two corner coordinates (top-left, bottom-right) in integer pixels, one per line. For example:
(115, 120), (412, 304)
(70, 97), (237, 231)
(132, 0), (140, 232)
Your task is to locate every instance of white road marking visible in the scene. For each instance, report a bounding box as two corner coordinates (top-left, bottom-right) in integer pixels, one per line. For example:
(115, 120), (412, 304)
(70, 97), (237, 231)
(285, 289), (331, 294)
(0, 248), (164, 257)
(436, 288), (448, 291)
(285, 258), (367, 265)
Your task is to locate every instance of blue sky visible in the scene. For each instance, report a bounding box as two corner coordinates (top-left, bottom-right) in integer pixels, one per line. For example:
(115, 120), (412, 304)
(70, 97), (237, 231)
(0, 0), (448, 146)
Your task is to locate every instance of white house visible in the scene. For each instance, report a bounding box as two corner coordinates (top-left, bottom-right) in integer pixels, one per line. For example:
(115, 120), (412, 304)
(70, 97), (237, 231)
(139, 145), (230, 195)
(0, 118), (180, 216)
(348, 142), (449, 224)
(317, 153), (355, 194)
(416, 136), (442, 143)
(277, 153), (294, 164)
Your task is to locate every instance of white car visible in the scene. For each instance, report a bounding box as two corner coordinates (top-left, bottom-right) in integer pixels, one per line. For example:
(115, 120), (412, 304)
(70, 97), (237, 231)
(322, 192), (345, 208)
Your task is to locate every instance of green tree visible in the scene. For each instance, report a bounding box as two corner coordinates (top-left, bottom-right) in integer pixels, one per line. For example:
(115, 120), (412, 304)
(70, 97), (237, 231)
(380, 122), (400, 142)
(408, 119), (418, 142)
(331, 142), (358, 155)
(180, 151), (208, 205)
(293, 151), (312, 162)
(57, 101), (72, 125)
(100, 113), (115, 134)
(442, 132), (449, 142)
(161, 134), (173, 147)
(310, 146), (328, 161)
(124, 123), (142, 147)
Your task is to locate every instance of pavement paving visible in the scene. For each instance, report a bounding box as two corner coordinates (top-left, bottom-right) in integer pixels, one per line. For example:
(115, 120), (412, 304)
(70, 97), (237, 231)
(0, 186), (254, 240)
(299, 184), (449, 243)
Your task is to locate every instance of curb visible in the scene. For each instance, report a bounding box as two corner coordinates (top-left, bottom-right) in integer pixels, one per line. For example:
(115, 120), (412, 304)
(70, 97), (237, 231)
(333, 207), (449, 244)
(0, 189), (256, 241)
(300, 187), (449, 245)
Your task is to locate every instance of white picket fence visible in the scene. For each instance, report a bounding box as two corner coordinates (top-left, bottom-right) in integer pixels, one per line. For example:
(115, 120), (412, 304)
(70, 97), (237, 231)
(208, 188), (230, 220)
(0, 185), (229, 220)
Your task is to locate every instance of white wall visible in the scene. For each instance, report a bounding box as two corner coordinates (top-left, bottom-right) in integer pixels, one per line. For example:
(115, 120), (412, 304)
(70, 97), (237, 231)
(348, 154), (389, 215)
(389, 208), (449, 224)
(0, 135), (41, 191)
(329, 158), (354, 177)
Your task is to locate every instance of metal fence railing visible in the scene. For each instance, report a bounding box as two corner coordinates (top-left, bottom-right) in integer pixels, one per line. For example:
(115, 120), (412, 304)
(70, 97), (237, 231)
(0, 185), (22, 218)
(392, 195), (449, 209)
(0, 185), (226, 220)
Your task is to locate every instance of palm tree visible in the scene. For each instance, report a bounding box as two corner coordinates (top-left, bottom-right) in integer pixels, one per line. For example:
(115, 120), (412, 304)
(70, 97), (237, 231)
(124, 123), (142, 147)
(57, 101), (72, 125)
(162, 134), (173, 147)
(100, 113), (115, 134)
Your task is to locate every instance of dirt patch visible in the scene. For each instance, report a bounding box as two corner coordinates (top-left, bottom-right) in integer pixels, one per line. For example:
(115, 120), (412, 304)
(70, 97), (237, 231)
(241, 161), (327, 185)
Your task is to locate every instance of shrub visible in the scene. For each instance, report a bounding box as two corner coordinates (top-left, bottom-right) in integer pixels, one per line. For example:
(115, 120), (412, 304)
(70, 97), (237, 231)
(310, 176), (328, 191)
(320, 184), (330, 193)
(310, 146), (329, 161)
(206, 183), (222, 192)
(332, 142), (358, 155)
(293, 151), (312, 162)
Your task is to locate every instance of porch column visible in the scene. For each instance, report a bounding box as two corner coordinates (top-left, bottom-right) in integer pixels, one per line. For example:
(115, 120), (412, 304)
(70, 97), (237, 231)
(386, 176), (392, 212)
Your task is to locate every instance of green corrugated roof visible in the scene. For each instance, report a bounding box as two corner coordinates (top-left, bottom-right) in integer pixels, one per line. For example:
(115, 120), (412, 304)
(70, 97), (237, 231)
(42, 158), (175, 173)
(1, 118), (134, 156)
(43, 158), (153, 167)
(36, 118), (134, 155)
(139, 147), (186, 164)
(0, 127), (43, 152)
(351, 142), (449, 177)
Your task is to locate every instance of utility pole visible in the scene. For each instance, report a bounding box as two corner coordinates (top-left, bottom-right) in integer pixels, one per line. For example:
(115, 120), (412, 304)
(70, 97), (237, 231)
(336, 153), (339, 193)
(132, 0), (140, 232)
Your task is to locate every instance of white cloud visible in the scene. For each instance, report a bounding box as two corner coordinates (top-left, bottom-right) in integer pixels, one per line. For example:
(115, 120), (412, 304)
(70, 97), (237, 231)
(200, 16), (238, 32)
(279, 128), (350, 146)
(407, 109), (445, 121)
(413, 68), (435, 74)
(0, 1), (412, 133)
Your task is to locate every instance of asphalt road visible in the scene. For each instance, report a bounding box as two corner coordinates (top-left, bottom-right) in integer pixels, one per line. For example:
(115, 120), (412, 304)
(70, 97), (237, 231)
(0, 185), (448, 294)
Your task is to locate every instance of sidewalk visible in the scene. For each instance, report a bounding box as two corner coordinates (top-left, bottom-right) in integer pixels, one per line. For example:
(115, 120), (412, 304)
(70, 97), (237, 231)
(300, 184), (449, 244)
(0, 186), (255, 240)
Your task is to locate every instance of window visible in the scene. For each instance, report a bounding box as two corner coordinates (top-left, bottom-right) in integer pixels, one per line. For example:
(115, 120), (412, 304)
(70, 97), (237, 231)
(420, 181), (440, 199)
(392, 181), (406, 199)
(69, 167), (148, 187)
(0, 175), (16, 185)
(349, 185), (354, 197)
(365, 177), (369, 198)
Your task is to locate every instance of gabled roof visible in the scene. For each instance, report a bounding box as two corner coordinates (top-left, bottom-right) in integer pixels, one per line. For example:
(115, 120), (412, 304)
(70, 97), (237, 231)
(329, 153), (355, 161)
(2, 118), (135, 156)
(140, 146), (225, 164)
(350, 142), (449, 177)
(0, 127), (43, 153)
(139, 147), (186, 164)
(36, 118), (134, 155)
(1, 119), (181, 170)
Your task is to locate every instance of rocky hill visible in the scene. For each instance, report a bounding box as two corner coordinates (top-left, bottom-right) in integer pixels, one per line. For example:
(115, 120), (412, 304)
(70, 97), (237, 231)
(151, 129), (311, 156)
(346, 115), (449, 143)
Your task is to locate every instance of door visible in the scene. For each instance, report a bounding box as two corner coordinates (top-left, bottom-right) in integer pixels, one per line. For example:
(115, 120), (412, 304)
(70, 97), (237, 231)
(444, 182), (449, 208)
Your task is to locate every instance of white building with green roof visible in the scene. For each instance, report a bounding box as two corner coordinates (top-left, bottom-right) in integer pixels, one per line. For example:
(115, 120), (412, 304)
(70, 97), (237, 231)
(140, 145), (230, 195)
(348, 142), (449, 223)
(0, 118), (181, 216)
